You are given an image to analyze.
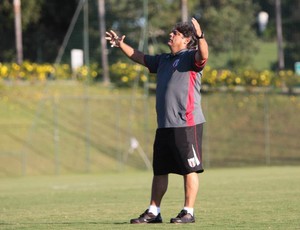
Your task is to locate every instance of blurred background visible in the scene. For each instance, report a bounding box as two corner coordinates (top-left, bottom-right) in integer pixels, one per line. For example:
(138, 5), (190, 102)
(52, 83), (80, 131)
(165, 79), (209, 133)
(0, 0), (299, 176)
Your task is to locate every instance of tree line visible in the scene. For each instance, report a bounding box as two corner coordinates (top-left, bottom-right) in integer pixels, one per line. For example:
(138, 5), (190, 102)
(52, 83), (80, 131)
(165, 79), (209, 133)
(0, 0), (299, 70)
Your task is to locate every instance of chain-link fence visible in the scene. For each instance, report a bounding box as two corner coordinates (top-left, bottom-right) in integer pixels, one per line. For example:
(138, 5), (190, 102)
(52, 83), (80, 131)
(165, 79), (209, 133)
(1, 82), (299, 176)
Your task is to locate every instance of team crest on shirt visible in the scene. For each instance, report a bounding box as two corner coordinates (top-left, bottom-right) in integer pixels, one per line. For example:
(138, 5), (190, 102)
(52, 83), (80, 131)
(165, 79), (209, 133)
(187, 145), (201, 168)
(173, 59), (180, 68)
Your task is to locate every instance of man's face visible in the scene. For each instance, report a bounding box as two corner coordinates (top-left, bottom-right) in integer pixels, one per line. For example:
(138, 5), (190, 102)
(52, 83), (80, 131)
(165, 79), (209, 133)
(168, 30), (190, 53)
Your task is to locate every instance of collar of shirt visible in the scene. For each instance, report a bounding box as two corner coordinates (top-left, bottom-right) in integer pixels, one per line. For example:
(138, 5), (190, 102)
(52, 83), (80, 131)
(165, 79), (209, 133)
(172, 49), (188, 56)
(167, 49), (188, 59)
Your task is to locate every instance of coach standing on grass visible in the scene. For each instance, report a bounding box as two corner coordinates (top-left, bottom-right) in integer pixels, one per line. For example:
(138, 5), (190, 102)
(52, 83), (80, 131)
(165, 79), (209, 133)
(105, 17), (208, 224)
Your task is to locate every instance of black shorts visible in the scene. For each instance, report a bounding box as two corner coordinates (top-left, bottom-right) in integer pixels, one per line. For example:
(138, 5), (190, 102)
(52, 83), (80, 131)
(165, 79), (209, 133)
(153, 124), (204, 176)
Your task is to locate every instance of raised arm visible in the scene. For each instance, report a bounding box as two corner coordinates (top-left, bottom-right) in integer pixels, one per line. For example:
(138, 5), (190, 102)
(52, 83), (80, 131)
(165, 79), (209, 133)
(105, 30), (146, 66)
(191, 18), (209, 64)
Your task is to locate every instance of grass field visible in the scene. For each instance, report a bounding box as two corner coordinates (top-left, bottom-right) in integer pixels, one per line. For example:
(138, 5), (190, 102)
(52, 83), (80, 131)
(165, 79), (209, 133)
(1, 166), (299, 229)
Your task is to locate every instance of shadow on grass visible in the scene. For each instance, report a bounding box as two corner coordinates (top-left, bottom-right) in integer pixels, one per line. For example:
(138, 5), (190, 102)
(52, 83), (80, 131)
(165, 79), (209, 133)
(0, 221), (129, 226)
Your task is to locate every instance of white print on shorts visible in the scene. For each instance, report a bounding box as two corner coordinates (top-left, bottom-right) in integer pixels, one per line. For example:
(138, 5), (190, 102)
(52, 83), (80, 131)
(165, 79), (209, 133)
(187, 144), (201, 168)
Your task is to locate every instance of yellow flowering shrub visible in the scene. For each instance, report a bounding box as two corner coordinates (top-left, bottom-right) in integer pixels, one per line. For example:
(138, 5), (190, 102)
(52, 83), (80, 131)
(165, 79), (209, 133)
(201, 66), (299, 90)
(275, 70), (299, 88)
(109, 61), (148, 87)
(0, 62), (299, 90)
(0, 62), (100, 82)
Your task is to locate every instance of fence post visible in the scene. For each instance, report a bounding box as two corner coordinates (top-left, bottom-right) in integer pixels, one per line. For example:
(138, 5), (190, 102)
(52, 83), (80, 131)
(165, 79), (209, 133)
(264, 90), (271, 165)
(53, 96), (60, 175)
(203, 96), (210, 168)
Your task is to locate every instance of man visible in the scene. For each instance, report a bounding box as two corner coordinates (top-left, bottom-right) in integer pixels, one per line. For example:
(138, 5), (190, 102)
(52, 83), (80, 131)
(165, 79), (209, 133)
(105, 17), (208, 224)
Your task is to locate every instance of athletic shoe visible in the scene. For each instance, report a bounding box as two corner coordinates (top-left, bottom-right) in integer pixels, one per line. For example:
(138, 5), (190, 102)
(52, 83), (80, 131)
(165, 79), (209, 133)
(130, 209), (163, 224)
(170, 209), (195, 223)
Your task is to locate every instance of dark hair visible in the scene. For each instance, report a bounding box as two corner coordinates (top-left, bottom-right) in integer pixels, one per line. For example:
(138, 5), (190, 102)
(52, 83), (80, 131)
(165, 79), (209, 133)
(173, 22), (197, 49)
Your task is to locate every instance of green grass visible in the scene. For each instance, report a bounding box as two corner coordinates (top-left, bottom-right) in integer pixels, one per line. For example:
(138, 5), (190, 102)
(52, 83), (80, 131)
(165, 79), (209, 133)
(208, 41), (277, 70)
(252, 41), (277, 70)
(0, 166), (299, 229)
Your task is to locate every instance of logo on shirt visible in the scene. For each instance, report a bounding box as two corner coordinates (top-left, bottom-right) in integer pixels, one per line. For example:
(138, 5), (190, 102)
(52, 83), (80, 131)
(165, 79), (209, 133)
(173, 59), (180, 68)
(187, 144), (201, 168)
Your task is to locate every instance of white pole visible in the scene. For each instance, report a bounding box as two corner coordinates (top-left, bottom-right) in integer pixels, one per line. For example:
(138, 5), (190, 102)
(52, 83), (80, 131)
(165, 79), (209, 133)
(181, 0), (188, 22)
(98, 0), (110, 84)
(14, 0), (23, 64)
(275, 0), (285, 70)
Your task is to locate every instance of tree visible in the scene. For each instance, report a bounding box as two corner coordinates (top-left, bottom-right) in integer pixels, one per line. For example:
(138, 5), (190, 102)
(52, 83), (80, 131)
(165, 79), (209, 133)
(25, 0), (77, 62)
(1, 0), (298, 70)
(281, 0), (300, 69)
(0, 0), (43, 62)
(105, 0), (260, 69)
(254, 0), (300, 69)
(14, 0), (23, 64)
(98, 0), (110, 84)
(275, 0), (284, 70)
(195, 0), (259, 69)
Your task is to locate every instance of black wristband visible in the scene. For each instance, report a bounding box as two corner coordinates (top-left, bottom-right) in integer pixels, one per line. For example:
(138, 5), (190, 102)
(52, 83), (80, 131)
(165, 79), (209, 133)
(195, 31), (204, 39)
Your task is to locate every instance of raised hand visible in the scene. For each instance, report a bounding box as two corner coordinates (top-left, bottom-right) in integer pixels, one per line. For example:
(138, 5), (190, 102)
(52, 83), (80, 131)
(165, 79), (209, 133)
(191, 17), (202, 38)
(105, 30), (125, 47)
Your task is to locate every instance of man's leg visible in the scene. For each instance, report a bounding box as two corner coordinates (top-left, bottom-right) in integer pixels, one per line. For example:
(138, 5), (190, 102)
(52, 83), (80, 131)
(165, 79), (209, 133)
(170, 172), (198, 223)
(130, 174), (168, 224)
(183, 172), (199, 208)
(150, 174), (169, 207)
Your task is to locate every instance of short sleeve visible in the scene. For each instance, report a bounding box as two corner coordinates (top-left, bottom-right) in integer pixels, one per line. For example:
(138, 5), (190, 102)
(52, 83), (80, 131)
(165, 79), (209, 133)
(192, 50), (207, 72)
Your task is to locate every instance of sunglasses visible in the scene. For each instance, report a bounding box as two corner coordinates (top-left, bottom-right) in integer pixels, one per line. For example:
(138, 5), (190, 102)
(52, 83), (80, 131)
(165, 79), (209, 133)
(171, 30), (187, 39)
(172, 30), (181, 35)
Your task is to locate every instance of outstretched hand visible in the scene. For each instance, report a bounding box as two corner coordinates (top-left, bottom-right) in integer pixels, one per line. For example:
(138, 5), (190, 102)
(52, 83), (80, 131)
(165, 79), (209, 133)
(191, 17), (202, 37)
(105, 30), (125, 47)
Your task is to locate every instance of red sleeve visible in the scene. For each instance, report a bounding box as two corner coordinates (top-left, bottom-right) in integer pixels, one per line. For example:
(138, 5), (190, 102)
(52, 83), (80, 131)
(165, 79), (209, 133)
(193, 51), (207, 71)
